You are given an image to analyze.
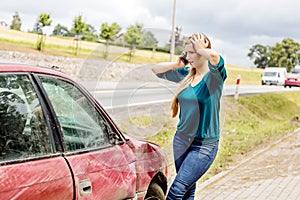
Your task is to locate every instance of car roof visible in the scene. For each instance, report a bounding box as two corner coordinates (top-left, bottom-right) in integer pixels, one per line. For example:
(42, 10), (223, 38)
(0, 63), (73, 80)
(264, 67), (286, 71)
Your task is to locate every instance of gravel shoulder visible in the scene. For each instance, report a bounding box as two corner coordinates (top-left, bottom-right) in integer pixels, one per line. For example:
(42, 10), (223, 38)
(0, 50), (162, 83)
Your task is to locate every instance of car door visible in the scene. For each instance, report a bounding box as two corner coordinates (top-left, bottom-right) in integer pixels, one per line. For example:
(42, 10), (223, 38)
(0, 73), (73, 199)
(38, 75), (137, 200)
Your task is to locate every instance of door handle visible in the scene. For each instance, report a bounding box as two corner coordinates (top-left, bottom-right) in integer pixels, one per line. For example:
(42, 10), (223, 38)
(79, 179), (92, 196)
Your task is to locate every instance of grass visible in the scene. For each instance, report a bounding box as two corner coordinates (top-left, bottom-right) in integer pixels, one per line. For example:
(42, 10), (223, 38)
(0, 33), (171, 63)
(211, 92), (300, 173)
(0, 35), (99, 58)
(225, 64), (263, 85)
(0, 37), (34, 47)
(143, 116), (177, 147)
(0, 29), (171, 63)
(130, 115), (153, 126)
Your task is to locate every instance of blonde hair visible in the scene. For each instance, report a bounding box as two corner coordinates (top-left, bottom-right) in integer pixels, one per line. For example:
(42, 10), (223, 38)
(171, 33), (212, 118)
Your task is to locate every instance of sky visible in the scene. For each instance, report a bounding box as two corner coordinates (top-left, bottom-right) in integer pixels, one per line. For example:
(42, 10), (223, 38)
(0, 0), (299, 67)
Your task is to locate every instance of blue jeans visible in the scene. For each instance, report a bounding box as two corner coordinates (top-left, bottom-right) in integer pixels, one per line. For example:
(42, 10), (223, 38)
(166, 133), (219, 200)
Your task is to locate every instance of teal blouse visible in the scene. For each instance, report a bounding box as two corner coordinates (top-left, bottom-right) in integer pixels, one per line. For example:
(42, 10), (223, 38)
(156, 56), (227, 143)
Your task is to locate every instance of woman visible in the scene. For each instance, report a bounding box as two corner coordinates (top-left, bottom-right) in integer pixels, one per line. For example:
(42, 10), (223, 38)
(152, 33), (227, 199)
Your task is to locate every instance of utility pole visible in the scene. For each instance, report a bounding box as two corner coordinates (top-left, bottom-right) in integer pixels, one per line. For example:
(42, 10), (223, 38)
(170, 0), (176, 62)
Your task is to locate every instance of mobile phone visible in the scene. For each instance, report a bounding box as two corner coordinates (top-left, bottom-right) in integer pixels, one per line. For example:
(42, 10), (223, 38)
(180, 52), (189, 65)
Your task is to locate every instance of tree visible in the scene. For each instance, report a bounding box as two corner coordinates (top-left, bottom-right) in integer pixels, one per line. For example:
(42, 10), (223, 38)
(248, 38), (300, 72)
(142, 31), (158, 47)
(10, 12), (22, 31)
(166, 26), (185, 55)
(36, 13), (52, 51)
(268, 38), (300, 72)
(32, 21), (42, 34)
(83, 24), (98, 42)
(247, 44), (270, 69)
(142, 31), (159, 58)
(99, 22), (122, 59)
(71, 15), (87, 56)
(174, 27), (183, 48)
(52, 24), (70, 36)
(124, 23), (144, 61)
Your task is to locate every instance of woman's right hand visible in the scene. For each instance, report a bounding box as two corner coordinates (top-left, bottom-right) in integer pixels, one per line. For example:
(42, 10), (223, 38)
(179, 51), (188, 64)
(151, 53), (187, 74)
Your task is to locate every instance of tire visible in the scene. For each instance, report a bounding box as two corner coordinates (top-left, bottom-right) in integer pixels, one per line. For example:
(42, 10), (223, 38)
(144, 182), (165, 200)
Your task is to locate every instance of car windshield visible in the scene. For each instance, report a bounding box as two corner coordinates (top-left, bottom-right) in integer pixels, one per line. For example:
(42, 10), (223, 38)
(291, 68), (300, 74)
(288, 73), (300, 78)
(264, 72), (277, 77)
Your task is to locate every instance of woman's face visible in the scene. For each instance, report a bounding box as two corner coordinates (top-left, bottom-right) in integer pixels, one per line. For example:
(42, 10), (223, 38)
(185, 43), (202, 68)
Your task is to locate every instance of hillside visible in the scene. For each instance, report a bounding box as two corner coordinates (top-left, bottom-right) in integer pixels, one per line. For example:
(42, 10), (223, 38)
(0, 28), (263, 84)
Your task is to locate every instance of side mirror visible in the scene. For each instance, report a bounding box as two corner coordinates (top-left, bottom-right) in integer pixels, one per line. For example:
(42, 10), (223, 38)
(108, 131), (124, 145)
(103, 121), (124, 145)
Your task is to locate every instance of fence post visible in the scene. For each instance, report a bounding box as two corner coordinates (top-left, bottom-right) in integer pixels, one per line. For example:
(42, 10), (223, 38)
(234, 75), (241, 100)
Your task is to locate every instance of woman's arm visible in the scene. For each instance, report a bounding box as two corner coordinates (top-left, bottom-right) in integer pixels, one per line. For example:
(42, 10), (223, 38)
(197, 49), (220, 66)
(151, 57), (185, 74)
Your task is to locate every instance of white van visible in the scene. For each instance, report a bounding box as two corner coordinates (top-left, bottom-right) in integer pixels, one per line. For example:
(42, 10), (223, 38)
(261, 67), (287, 85)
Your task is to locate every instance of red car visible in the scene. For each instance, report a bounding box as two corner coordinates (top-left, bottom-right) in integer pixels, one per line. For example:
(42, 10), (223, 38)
(284, 73), (300, 88)
(0, 63), (168, 200)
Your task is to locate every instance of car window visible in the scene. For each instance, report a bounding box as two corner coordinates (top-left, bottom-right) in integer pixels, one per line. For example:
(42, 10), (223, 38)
(0, 74), (52, 162)
(291, 68), (300, 74)
(39, 76), (111, 151)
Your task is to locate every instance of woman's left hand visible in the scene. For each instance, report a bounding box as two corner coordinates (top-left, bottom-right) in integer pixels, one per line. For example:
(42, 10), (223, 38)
(190, 33), (220, 65)
(190, 33), (209, 50)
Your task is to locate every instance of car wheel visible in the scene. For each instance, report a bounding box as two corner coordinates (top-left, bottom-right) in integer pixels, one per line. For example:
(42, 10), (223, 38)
(145, 182), (165, 200)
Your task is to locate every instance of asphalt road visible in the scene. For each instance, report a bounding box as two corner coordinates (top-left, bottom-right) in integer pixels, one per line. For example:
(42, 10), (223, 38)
(82, 82), (300, 109)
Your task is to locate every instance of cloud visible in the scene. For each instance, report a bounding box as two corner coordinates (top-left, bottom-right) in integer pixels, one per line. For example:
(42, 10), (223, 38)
(0, 0), (299, 67)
